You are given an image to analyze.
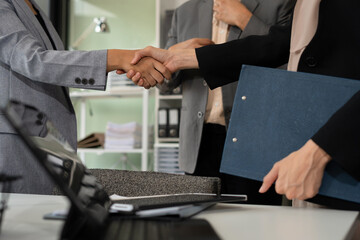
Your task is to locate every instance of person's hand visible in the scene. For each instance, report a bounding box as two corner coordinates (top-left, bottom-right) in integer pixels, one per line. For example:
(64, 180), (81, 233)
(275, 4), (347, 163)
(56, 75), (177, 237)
(127, 46), (198, 87)
(120, 56), (171, 89)
(214, 0), (252, 30)
(107, 49), (171, 89)
(126, 47), (177, 87)
(259, 139), (332, 200)
(168, 38), (214, 51)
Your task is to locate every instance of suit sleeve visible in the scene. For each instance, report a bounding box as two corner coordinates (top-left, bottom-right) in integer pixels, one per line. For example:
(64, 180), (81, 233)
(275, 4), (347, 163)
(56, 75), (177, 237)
(0, 2), (107, 90)
(195, 23), (291, 89)
(312, 91), (360, 181)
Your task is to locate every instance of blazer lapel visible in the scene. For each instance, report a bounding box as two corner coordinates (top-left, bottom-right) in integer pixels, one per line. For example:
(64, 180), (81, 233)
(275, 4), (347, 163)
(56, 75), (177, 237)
(12, 0), (73, 112)
(198, 0), (213, 39)
(12, 0), (56, 50)
(31, 0), (64, 50)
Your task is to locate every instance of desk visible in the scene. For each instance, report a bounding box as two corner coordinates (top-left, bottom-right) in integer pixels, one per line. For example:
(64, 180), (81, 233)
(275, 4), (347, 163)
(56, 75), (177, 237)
(1, 194), (359, 240)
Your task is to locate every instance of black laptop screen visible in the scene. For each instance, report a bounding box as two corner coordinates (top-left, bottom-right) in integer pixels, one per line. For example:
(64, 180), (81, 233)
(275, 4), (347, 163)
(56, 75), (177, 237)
(2, 101), (110, 215)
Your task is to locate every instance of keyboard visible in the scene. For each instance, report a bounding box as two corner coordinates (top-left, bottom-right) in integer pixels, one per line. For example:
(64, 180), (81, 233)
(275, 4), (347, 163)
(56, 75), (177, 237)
(103, 218), (221, 240)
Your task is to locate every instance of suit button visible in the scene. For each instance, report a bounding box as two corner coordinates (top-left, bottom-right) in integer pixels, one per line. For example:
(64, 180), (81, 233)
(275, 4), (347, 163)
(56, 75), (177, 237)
(37, 113), (44, 120)
(89, 78), (95, 85)
(197, 112), (204, 118)
(82, 79), (88, 85)
(75, 77), (81, 84)
(203, 80), (207, 87)
(63, 160), (72, 169)
(305, 56), (318, 67)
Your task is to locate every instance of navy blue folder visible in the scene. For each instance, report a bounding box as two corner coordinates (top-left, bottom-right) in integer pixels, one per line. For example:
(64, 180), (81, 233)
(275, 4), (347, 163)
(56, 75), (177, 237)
(220, 65), (360, 204)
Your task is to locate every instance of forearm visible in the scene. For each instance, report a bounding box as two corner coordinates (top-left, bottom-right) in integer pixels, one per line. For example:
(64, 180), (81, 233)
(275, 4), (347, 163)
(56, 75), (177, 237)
(196, 24), (291, 89)
(0, 3), (107, 90)
(10, 46), (107, 90)
(312, 90), (360, 181)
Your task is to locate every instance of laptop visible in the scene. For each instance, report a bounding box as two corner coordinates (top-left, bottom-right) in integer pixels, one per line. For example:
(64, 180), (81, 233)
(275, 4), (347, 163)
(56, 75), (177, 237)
(2, 100), (246, 239)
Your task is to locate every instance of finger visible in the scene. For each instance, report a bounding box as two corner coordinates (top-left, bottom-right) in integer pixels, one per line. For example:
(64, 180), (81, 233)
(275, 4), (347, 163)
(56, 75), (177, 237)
(154, 62), (172, 80)
(285, 188), (296, 200)
(148, 69), (164, 86)
(143, 73), (157, 87)
(138, 79), (144, 87)
(301, 189), (317, 200)
(285, 191), (295, 200)
(131, 46), (152, 65)
(259, 165), (279, 193)
(131, 72), (142, 85)
(116, 70), (125, 75)
(131, 52), (144, 65)
(126, 69), (135, 79)
(141, 77), (151, 89)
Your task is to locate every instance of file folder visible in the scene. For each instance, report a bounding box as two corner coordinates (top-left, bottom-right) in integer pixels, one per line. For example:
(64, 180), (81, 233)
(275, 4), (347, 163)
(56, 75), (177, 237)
(220, 65), (360, 204)
(158, 108), (168, 138)
(168, 108), (180, 138)
(77, 133), (104, 148)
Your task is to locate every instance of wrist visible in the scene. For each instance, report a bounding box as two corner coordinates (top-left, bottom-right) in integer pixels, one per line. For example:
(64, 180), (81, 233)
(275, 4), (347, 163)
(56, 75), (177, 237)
(306, 139), (332, 166)
(176, 49), (198, 70)
(107, 49), (135, 72)
(235, 4), (252, 30)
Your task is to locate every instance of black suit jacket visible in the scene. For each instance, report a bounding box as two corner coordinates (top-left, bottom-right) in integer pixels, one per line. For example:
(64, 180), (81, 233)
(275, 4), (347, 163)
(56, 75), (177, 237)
(196, 0), (360, 209)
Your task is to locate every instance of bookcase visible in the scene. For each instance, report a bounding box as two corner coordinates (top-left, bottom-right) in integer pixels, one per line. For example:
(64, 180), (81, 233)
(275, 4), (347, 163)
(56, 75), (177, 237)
(70, 86), (153, 171)
(153, 89), (182, 174)
(153, 0), (188, 174)
(67, 0), (159, 171)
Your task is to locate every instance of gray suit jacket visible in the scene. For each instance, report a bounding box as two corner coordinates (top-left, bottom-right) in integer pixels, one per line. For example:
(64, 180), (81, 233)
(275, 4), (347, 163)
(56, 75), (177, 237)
(0, 0), (107, 194)
(159, 0), (295, 173)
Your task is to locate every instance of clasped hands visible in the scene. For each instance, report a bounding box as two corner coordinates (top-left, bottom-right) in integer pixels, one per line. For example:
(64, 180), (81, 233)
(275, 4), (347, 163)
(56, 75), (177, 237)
(114, 38), (214, 89)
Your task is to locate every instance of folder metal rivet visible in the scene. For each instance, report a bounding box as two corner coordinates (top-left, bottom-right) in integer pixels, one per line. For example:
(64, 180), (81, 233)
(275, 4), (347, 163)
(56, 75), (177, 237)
(232, 138), (238, 143)
(241, 96), (247, 100)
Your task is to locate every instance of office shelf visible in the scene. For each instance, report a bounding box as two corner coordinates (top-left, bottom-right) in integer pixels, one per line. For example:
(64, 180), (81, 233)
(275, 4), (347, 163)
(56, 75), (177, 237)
(71, 87), (152, 171)
(153, 0), (187, 173)
(77, 148), (154, 154)
(157, 137), (180, 143)
(157, 94), (182, 100)
(70, 87), (145, 98)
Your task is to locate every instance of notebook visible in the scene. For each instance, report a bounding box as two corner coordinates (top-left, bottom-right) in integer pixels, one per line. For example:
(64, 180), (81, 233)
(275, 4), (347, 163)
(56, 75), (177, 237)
(2, 100), (245, 239)
(220, 65), (360, 207)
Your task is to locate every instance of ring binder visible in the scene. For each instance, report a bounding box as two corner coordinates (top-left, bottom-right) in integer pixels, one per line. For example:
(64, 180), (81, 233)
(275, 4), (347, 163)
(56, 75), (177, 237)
(158, 108), (169, 138)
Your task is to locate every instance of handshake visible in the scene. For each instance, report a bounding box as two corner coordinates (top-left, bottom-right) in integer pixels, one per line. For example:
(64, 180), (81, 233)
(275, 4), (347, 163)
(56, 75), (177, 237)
(109, 38), (214, 89)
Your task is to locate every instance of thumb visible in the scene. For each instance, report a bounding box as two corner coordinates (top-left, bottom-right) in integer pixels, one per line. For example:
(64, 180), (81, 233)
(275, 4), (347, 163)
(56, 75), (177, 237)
(131, 51), (144, 65)
(198, 38), (215, 46)
(259, 165), (279, 193)
(131, 46), (153, 65)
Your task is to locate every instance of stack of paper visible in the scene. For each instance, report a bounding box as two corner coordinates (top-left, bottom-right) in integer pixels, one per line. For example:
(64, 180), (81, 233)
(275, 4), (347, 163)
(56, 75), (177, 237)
(104, 122), (142, 149)
(106, 71), (135, 89)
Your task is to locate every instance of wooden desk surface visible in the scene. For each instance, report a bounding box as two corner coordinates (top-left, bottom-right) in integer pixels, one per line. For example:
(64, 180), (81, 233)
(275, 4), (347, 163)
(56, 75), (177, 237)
(1, 194), (359, 240)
